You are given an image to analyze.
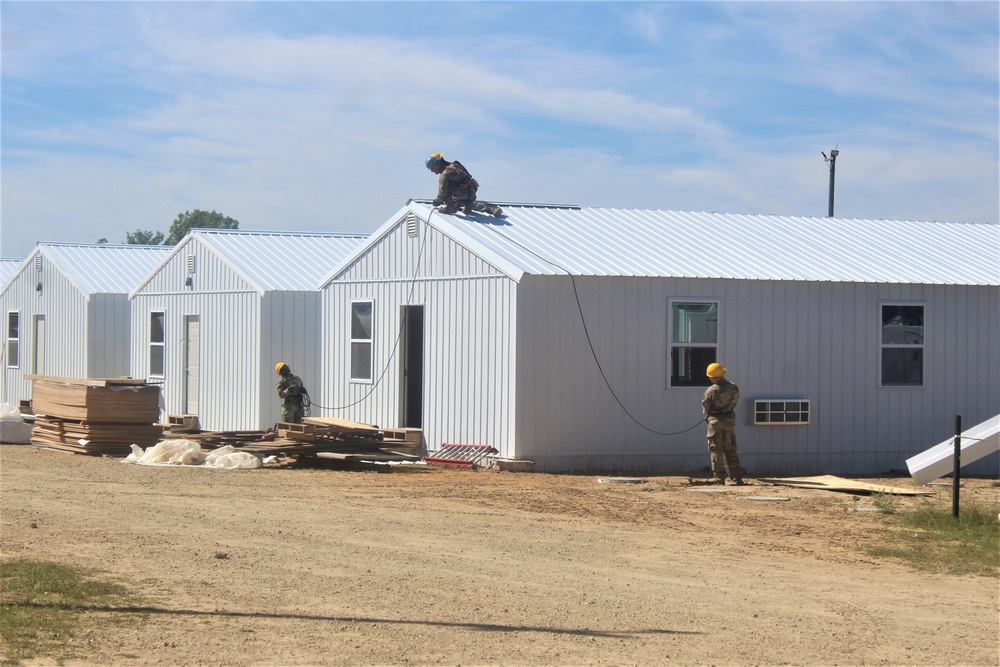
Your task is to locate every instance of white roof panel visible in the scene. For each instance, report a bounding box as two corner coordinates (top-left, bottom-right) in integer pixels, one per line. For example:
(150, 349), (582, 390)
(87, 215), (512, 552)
(36, 244), (172, 294)
(192, 229), (368, 291)
(414, 203), (999, 285)
(0, 259), (21, 288)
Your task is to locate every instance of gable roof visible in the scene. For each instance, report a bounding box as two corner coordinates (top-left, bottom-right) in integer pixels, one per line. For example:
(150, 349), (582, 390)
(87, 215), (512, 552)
(375, 202), (997, 285)
(135, 229), (369, 296)
(0, 259), (21, 288)
(12, 244), (172, 295)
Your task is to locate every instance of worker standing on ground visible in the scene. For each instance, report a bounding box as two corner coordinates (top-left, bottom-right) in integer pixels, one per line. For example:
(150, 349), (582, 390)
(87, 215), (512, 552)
(425, 153), (503, 217)
(701, 363), (744, 485)
(275, 362), (304, 424)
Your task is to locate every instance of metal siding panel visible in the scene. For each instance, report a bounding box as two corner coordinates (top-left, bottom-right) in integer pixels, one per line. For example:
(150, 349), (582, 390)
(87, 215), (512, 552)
(322, 219), (517, 456)
(0, 254), (95, 402)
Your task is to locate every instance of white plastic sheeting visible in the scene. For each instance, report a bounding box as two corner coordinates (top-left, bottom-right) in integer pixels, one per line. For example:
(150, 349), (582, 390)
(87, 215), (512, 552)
(125, 439), (263, 469)
(0, 402), (32, 444)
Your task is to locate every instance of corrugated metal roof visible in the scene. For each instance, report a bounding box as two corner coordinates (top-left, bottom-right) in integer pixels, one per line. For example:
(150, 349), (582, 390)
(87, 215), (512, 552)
(191, 229), (368, 292)
(0, 259), (22, 288)
(414, 203), (1000, 285)
(34, 244), (172, 294)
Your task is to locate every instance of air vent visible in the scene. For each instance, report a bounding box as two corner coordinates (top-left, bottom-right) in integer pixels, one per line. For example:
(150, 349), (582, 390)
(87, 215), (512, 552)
(752, 399), (811, 425)
(405, 213), (418, 238)
(186, 255), (196, 274)
(35, 255), (42, 271)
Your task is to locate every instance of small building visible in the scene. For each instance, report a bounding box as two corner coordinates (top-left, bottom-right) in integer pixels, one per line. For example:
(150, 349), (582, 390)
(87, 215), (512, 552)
(129, 229), (367, 431)
(319, 201), (999, 475)
(1, 243), (171, 406)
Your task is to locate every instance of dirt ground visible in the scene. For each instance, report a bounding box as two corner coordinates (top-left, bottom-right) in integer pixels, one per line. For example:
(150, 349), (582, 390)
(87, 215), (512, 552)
(1, 443), (998, 667)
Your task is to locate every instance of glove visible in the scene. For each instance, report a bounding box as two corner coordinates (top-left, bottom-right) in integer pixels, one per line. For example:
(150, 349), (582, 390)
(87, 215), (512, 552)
(431, 199), (443, 206)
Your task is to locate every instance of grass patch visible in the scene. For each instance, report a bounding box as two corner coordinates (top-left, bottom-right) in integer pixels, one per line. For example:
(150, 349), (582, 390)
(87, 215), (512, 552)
(868, 498), (1000, 577)
(0, 559), (137, 666)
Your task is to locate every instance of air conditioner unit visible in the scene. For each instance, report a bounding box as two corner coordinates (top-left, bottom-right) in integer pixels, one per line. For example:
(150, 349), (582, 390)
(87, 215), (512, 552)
(752, 399), (810, 426)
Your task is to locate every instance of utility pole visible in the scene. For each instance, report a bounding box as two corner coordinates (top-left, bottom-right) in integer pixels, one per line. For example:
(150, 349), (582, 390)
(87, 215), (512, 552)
(822, 149), (839, 217)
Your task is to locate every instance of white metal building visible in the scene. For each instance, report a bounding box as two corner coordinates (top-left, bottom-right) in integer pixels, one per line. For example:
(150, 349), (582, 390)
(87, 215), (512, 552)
(129, 229), (367, 431)
(320, 201), (999, 475)
(1, 243), (171, 406)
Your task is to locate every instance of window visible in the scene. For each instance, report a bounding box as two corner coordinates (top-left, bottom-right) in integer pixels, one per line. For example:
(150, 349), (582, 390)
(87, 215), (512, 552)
(753, 399), (811, 425)
(6, 312), (18, 368)
(881, 304), (923, 386)
(669, 300), (718, 387)
(150, 311), (165, 377)
(350, 301), (373, 381)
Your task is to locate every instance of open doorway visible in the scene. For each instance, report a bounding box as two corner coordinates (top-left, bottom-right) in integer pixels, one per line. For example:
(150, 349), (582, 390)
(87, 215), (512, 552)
(400, 305), (424, 428)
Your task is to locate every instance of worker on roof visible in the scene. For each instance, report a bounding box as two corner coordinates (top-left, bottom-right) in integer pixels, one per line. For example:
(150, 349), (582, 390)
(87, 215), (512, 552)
(701, 363), (744, 486)
(274, 362), (305, 424)
(424, 153), (503, 218)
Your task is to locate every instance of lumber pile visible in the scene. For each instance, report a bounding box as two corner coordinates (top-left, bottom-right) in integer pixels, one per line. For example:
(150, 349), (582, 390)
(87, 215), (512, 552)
(279, 417), (422, 453)
(28, 376), (162, 455)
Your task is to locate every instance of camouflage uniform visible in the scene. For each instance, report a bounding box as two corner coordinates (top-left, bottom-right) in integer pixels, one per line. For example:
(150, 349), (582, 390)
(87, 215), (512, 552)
(432, 160), (502, 216)
(276, 371), (304, 424)
(702, 378), (742, 483)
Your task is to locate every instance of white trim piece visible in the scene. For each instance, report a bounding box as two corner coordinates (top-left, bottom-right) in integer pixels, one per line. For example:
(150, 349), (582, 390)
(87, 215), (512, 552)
(906, 415), (1000, 484)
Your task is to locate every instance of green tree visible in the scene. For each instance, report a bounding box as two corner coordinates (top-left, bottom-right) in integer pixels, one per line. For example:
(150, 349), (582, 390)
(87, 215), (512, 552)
(124, 229), (165, 245)
(164, 209), (239, 245)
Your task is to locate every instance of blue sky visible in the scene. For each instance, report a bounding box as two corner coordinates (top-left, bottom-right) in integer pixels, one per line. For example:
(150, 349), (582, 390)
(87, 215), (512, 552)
(2, 1), (997, 259)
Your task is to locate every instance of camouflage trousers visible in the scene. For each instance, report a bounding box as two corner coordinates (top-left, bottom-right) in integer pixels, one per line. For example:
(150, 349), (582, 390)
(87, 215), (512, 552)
(438, 199), (502, 216)
(707, 420), (741, 481)
(282, 401), (303, 424)
(437, 187), (502, 216)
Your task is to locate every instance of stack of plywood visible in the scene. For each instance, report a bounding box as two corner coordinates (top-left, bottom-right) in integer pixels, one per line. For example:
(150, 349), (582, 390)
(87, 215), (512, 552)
(28, 375), (162, 455)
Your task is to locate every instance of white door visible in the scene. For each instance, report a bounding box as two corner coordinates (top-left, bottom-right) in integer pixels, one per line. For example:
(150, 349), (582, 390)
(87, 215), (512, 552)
(32, 315), (45, 375)
(183, 315), (200, 415)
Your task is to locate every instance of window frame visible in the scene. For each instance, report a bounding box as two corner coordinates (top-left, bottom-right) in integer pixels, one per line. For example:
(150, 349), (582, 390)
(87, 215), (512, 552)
(149, 310), (165, 378)
(879, 302), (925, 388)
(350, 300), (374, 382)
(6, 311), (19, 368)
(667, 298), (720, 388)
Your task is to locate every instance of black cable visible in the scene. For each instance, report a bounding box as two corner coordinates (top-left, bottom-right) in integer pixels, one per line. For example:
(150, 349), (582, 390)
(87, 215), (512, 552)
(482, 222), (707, 437)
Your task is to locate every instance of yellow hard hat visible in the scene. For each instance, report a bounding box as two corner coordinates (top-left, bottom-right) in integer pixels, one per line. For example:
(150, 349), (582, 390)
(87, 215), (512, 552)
(706, 363), (726, 377)
(275, 362), (288, 375)
(425, 152), (445, 171)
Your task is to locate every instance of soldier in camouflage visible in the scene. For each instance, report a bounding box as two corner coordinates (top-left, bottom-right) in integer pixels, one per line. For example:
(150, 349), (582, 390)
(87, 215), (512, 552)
(701, 363), (744, 485)
(425, 153), (503, 217)
(275, 362), (304, 424)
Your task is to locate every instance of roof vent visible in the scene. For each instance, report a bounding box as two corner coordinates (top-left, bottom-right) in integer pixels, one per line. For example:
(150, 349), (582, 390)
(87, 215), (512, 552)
(35, 255), (42, 272)
(405, 212), (419, 238)
(186, 255), (196, 274)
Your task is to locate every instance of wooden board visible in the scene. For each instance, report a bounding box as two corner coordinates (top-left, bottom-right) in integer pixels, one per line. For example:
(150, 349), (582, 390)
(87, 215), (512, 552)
(26, 375), (150, 387)
(304, 416), (380, 433)
(32, 380), (160, 423)
(759, 475), (931, 496)
(31, 415), (163, 456)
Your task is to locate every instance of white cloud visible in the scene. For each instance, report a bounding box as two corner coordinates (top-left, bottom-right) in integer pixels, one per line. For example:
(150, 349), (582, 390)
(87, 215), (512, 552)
(1, 1), (996, 260)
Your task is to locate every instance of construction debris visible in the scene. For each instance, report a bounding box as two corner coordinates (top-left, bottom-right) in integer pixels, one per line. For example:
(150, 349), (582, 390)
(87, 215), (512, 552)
(159, 415), (423, 463)
(125, 440), (262, 469)
(425, 444), (499, 468)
